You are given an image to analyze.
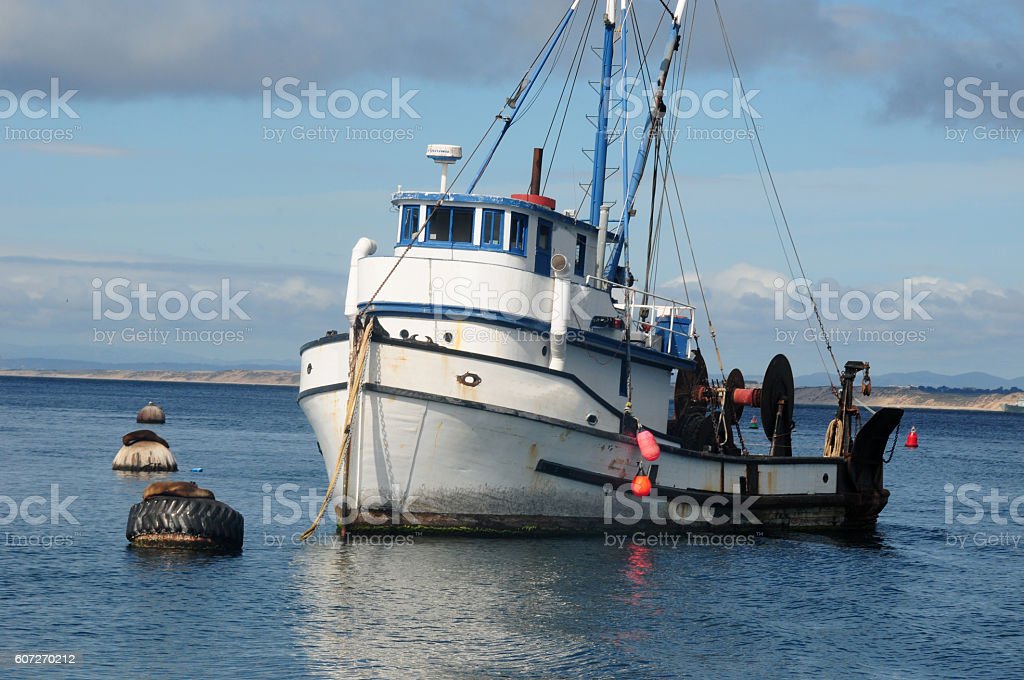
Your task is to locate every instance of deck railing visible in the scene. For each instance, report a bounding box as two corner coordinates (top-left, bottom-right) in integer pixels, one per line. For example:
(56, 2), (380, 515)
(585, 275), (696, 358)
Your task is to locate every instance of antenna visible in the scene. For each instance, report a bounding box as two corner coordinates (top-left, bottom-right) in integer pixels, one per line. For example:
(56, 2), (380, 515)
(425, 144), (463, 193)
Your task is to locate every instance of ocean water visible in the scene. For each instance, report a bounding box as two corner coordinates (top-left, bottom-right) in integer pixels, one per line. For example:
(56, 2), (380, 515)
(1, 375), (1023, 678)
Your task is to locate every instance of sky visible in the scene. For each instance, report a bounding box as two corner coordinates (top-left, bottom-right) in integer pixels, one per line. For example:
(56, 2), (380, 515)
(0, 0), (1022, 377)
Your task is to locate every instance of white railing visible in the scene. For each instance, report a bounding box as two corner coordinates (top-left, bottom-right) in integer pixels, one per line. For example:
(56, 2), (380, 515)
(585, 275), (696, 358)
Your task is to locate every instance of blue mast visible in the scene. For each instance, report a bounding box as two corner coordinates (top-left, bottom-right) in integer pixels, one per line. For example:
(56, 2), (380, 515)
(605, 0), (687, 281)
(588, 1), (617, 224)
(620, 0), (629, 228)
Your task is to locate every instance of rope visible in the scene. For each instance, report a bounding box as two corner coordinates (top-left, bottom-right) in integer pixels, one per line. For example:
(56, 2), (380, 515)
(883, 421), (900, 464)
(823, 417), (844, 458)
(298, 321), (375, 541)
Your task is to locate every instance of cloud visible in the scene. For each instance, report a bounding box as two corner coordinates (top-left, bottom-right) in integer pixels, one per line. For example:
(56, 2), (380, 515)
(7, 143), (132, 157)
(657, 263), (1024, 377)
(0, 0), (559, 96)
(0, 0), (1016, 130)
(0, 255), (345, 362)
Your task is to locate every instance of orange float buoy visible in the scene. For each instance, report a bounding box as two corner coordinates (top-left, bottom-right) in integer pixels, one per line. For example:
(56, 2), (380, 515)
(637, 429), (660, 462)
(905, 426), (918, 448)
(631, 474), (652, 497)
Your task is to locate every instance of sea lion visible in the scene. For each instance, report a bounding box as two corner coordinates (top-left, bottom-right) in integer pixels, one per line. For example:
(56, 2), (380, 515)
(122, 429), (170, 448)
(142, 481), (215, 501)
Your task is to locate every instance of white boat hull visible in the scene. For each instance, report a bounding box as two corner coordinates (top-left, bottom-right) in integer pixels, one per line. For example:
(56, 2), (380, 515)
(299, 333), (887, 533)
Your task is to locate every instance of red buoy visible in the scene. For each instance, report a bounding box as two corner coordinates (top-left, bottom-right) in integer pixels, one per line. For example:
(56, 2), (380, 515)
(631, 474), (652, 497)
(637, 429), (660, 462)
(905, 426), (918, 448)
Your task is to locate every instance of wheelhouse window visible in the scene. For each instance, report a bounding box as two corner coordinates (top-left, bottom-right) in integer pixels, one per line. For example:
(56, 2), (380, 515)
(534, 219), (552, 276)
(426, 206), (475, 245)
(510, 212), (528, 255)
(400, 205), (419, 244)
(574, 234), (587, 277)
(481, 209), (504, 249)
(451, 207), (473, 243)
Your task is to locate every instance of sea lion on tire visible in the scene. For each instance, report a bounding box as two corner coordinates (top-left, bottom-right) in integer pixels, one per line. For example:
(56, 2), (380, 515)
(143, 481), (215, 500)
(122, 429), (170, 448)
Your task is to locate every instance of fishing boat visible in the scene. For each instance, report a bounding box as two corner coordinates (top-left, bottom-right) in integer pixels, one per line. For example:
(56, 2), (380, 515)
(1003, 397), (1024, 414)
(298, 0), (904, 534)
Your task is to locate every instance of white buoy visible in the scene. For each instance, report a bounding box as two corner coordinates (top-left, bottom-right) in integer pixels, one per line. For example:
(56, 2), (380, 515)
(136, 401), (166, 424)
(112, 430), (177, 472)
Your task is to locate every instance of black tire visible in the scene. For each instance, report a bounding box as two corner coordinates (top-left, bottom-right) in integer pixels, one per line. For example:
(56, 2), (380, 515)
(126, 496), (243, 550)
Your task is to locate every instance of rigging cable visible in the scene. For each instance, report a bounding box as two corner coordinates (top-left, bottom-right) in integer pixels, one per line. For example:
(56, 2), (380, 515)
(360, 5), (579, 314)
(542, 0), (601, 194)
(712, 0), (841, 391)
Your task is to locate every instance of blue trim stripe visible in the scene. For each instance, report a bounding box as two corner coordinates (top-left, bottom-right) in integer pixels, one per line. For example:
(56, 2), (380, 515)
(358, 302), (695, 371)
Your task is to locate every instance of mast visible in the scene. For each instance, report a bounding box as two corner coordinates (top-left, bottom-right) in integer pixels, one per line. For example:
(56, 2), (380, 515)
(619, 0), (629, 228)
(588, 0), (617, 224)
(604, 0), (687, 282)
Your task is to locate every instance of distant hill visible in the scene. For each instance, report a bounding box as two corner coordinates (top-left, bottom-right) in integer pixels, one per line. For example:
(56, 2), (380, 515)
(795, 370), (1024, 390)
(0, 368), (298, 386)
(0, 356), (294, 372)
(796, 386), (1024, 412)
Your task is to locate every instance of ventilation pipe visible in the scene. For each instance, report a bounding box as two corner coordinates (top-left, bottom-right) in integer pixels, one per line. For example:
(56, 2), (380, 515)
(549, 253), (571, 371)
(344, 237), (378, 323)
(594, 203), (610, 281)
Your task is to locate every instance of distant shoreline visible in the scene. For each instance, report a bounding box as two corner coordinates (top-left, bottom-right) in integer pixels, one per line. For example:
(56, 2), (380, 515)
(795, 386), (1024, 413)
(0, 368), (298, 387)
(2, 370), (1020, 412)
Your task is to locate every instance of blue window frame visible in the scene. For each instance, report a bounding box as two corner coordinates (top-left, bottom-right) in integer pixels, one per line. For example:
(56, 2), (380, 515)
(534, 219), (552, 276)
(574, 233), (587, 277)
(481, 209), (504, 249)
(400, 205), (419, 244)
(510, 212), (528, 255)
(426, 206), (475, 245)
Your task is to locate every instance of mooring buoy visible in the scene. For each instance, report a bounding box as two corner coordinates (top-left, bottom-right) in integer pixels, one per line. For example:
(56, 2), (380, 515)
(136, 401), (166, 424)
(112, 430), (178, 472)
(126, 482), (243, 550)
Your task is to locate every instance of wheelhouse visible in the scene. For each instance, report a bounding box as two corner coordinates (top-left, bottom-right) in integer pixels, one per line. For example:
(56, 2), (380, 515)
(392, 191), (610, 285)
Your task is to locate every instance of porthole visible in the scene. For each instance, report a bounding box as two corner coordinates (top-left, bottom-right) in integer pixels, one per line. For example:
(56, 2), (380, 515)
(400, 329), (410, 339)
(822, 473), (829, 483)
(306, 363), (312, 374)
(542, 346), (548, 356)
(586, 413), (598, 426)
(443, 332), (454, 343)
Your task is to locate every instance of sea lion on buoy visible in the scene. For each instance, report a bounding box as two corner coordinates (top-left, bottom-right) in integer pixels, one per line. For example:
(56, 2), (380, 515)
(122, 429), (170, 448)
(143, 481), (215, 501)
(127, 485), (243, 550)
